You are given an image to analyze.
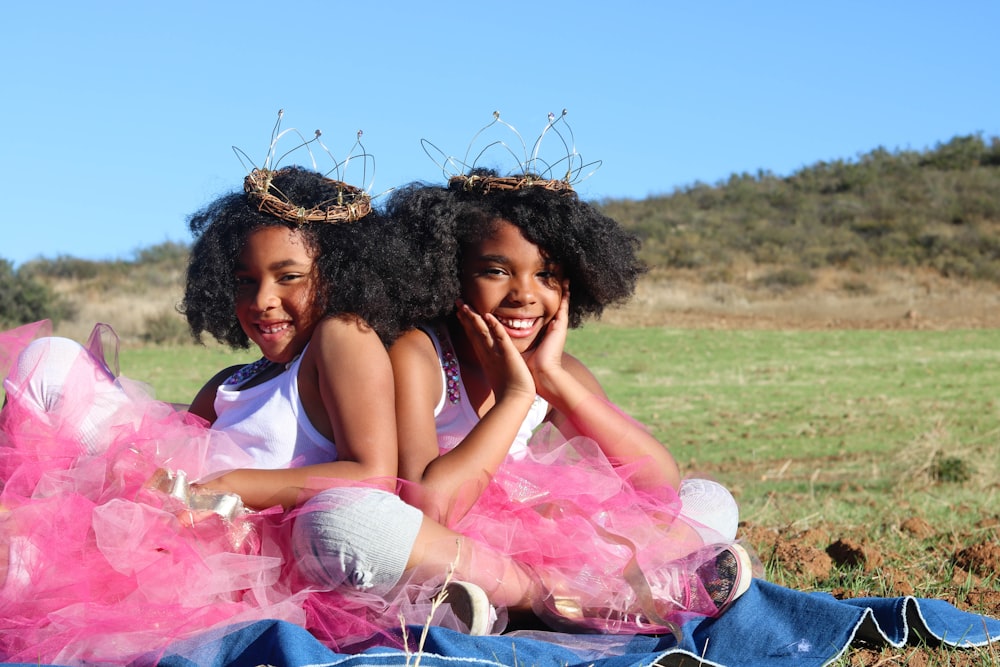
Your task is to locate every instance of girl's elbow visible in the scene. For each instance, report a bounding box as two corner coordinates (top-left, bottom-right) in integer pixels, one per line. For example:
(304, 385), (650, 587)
(373, 460), (399, 481)
(356, 457), (398, 486)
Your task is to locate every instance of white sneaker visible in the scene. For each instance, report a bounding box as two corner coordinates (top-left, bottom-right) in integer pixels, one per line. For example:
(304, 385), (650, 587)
(641, 544), (753, 620)
(442, 580), (496, 635)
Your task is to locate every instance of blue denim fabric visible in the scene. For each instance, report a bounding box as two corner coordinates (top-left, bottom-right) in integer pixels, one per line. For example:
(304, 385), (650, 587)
(151, 580), (1000, 667)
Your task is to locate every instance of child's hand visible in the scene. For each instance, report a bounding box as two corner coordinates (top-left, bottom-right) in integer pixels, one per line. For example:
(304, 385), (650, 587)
(146, 468), (244, 524)
(525, 282), (570, 386)
(455, 300), (536, 400)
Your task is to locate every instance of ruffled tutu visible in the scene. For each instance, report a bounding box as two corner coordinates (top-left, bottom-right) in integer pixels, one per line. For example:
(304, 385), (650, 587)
(412, 424), (734, 636)
(0, 322), (309, 665)
(0, 321), (478, 664)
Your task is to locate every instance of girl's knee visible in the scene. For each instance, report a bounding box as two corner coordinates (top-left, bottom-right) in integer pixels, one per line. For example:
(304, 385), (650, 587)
(291, 487), (423, 592)
(679, 478), (739, 542)
(7, 337), (116, 409)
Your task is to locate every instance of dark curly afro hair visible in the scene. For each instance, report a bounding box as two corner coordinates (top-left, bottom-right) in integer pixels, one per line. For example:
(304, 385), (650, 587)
(384, 169), (646, 329)
(182, 166), (410, 347)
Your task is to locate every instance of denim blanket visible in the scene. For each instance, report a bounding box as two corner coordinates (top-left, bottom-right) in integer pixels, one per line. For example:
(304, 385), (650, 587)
(14, 580), (996, 667)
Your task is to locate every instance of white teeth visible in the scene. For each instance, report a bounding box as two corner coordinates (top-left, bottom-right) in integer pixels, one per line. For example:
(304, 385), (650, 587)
(499, 318), (535, 329)
(259, 323), (288, 334)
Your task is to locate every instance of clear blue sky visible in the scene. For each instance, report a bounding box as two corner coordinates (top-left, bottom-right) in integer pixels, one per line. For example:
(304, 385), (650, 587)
(3, 1), (997, 267)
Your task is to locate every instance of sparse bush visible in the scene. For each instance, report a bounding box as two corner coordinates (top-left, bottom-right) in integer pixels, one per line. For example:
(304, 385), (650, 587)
(0, 259), (77, 327)
(21, 256), (103, 281)
(134, 241), (189, 266)
(143, 310), (191, 345)
(840, 278), (874, 296)
(757, 267), (815, 291)
(931, 454), (973, 484)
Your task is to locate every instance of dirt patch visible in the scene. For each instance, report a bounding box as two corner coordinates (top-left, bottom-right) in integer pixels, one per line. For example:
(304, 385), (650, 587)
(739, 516), (1000, 623)
(955, 541), (1000, 579)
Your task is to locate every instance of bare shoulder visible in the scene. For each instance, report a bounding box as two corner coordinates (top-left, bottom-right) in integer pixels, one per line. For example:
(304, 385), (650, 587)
(301, 316), (390, 384)
(312, 314), (380, 342)
(389, 327), (437, 362)
(189, 363), (244, 422)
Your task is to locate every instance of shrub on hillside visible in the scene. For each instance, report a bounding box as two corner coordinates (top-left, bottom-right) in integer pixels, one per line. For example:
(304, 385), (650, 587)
(143, 310), (191, 345)
(134, 241), (189, 266)
(20, 256), (106, 281)
(756, 267), (815, 291)
(0, 259), (77, 328)
(600, 133), (1000, 283)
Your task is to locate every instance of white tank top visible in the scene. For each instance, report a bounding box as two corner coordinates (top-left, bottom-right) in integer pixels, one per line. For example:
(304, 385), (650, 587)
(212, 348), (338, 468)
(421, 324), (548, 461)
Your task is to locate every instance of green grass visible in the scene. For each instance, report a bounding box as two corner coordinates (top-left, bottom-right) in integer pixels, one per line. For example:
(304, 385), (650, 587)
(564, 325), (1000, 535)
(563, 325), (1000, 665)
(118, 325), (1000, 533)
(119, 343), (259, 404)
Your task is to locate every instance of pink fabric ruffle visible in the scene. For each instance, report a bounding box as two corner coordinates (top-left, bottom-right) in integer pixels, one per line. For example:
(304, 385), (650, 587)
(410, 424), (727, 636)
(0, 322), (309, 665)
(0, 321), (474, 664)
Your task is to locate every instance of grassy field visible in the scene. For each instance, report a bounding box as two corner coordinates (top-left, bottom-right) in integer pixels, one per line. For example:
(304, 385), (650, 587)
(563, 325), (999, 516)
(119, 324), (1000, 665)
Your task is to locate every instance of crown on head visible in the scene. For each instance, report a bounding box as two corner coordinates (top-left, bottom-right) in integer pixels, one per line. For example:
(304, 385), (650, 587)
(234, 109), (375, 224)
(422, 110), (601, 196)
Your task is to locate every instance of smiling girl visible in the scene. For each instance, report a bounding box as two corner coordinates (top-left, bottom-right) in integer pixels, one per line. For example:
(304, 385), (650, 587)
(0, 163), (448, 662)
(182, 174), (398, 509)
(382, 167), (753, 634)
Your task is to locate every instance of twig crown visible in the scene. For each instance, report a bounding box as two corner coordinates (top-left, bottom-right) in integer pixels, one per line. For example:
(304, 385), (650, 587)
(423, 110), (601, 196)
(234, 109), (374, 223)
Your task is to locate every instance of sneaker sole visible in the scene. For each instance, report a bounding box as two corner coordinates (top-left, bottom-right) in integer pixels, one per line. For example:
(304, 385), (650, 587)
(444, 581), (493, 635)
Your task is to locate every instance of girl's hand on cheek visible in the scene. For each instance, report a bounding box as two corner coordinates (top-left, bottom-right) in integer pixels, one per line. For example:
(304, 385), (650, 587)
(456, 300), (535, 400)
(526, 283), (570, 383)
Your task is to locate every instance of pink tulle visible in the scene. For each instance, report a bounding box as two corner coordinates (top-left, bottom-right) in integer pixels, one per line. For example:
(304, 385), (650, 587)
(0, 322), (473, 664)
(0, 323), (307, 665)
(0, 319), (731, 662)
(410, 424), (726, 636)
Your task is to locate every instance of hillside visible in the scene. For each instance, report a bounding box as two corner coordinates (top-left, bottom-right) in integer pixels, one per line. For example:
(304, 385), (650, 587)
(601, 133), (1000, 330)
(3, 134), (1000, 342)
(603, 134), (1000, 284)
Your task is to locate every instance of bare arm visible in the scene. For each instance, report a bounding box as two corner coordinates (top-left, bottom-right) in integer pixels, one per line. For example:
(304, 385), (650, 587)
(527, 290), (682, 490)
(391, 311), (535, 519)
(198, 317), (398, 510)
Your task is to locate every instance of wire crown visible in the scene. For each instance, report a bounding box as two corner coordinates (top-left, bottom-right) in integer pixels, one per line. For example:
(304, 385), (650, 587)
(422, 110), (601, 196)
(233, 109), (375, 224)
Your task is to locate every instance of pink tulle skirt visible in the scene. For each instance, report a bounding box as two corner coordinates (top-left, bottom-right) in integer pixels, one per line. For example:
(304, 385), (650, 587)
(415, 425), (730, 636)
(0, 322), (448, 664)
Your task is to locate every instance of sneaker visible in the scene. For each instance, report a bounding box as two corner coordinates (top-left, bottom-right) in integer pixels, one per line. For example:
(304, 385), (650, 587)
(697, 544), (752, 615)
(442, 580), (495, 635)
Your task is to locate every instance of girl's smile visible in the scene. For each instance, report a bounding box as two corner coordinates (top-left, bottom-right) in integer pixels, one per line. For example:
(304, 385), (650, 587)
(235, 225), (319, 364)
(460, 219), (564, 352)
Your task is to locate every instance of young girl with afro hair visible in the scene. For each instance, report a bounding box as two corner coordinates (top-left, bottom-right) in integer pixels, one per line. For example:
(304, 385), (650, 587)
(375, 166), (754, 634)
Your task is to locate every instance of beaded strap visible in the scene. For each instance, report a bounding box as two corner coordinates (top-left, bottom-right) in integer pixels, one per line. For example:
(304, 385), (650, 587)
(434, 324), (461, 405)
(223, 357), (272, 387)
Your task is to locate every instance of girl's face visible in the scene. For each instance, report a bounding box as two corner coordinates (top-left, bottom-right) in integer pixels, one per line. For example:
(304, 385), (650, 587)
(235, 225), (320, 364)
(460, 218), (564, 353)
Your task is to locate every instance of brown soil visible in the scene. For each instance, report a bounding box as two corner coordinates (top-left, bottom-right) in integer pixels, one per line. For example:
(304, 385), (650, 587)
(739, 518), (1000, 665)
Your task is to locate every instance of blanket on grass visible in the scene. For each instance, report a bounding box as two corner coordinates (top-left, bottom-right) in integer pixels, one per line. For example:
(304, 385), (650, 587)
(12, 580), (1000, 667)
